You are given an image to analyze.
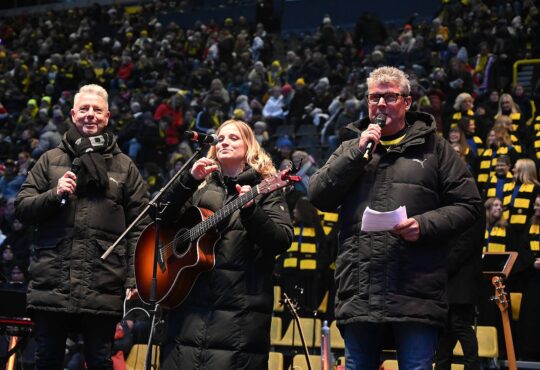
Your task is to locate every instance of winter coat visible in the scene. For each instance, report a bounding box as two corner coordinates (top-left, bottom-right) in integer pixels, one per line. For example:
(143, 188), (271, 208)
(308, 111), (482, 327)
(15, 135), (148, 316)
(160, 167), (293, 370)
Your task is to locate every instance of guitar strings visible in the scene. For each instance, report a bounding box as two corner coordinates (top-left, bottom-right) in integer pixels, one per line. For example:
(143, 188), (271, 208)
(157, 187), (259, 256)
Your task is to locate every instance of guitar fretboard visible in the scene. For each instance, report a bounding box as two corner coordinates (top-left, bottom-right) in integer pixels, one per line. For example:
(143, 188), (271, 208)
(189, 186), (260, 240)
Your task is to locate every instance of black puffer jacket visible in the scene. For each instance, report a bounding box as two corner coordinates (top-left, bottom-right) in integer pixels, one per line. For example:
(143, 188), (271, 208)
(15, 136), (148, 316)
(160, 167), (293, 370)
(308, 111), (482, 327)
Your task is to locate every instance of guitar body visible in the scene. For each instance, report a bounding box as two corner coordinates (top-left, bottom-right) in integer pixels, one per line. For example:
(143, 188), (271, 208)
(135, 206), (219, 308)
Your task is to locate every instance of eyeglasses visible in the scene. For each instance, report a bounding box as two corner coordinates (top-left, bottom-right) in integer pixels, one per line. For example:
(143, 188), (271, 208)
(367, 93), (408, 104)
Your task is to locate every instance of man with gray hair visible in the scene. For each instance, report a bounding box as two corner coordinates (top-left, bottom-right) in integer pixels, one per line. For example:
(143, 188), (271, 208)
(16, 84), (148, 369)
(309, 66), (482, 370)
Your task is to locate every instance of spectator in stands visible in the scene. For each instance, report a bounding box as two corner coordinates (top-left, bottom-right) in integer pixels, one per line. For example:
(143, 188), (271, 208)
(511, 83), (533, 123)
(457, 116), (484, 158)
(476, 121), (520, 188)
(516, 194), (540, 361)
(262, 85), (286, 129)
(0, 159), (25, 200)
(0, 217), (32, 262)
(495, 93), (529, 148)
(252, 120), (269, 149)
(291, 150), (319, 195)
(507, 158), (540, 229)
(448, 126), (477, 178)
(446, 92), (474, 137)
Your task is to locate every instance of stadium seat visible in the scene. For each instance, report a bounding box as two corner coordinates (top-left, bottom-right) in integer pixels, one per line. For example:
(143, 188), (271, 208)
(453, 326), (498, 358)
(273, 317), (321, 347)
(510, 292), (522, 321)
(380, 360), (464, 370)
(270, 316), (283, 346)
(274, 285), (284, 312)
(269, 351), (284, 370)
(125, 344), (160, 370)
(329, 320), (345, 350)
(290, 354), (322, 370)
(296, 124), (318, 137)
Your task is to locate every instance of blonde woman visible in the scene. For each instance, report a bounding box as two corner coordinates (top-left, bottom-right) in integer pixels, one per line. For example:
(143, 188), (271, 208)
(508, 158), (540, 228)
(495, 93), (530, 147)
(159, 119), (293, 369)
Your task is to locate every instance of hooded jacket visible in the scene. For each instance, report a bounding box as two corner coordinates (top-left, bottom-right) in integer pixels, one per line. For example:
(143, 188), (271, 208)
(308, 111), (482, 327)
(15, 134), (148, 316)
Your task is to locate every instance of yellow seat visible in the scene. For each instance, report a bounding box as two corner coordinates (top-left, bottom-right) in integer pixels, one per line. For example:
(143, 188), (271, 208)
(290, 354), (321, 370)
(274, 286), (284, 312)
(453, 326), (498, 358)
(269, 351), (284, 370)
(380, 360), (464, 370)
(273, 317), (321, 347)
(317, 291), (329, 314)
(125, 344), (160, 370)
(510, 292), (522, 321)
(270, 316), (283, 346)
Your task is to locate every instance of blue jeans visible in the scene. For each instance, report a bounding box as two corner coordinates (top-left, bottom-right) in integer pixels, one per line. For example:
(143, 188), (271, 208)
(343, 322), (439, 370)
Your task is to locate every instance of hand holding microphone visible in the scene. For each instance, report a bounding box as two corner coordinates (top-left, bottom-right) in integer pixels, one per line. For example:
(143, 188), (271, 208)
(58, 158), (82, 206)
(361, 113), (387, 161)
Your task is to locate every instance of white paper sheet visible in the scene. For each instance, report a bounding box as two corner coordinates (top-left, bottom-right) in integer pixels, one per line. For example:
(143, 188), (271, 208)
(361, 206), (408, 232)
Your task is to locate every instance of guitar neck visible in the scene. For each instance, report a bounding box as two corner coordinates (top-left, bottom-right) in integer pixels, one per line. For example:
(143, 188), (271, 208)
(500, 310), (517, 370)
(190, 186), (260, 239)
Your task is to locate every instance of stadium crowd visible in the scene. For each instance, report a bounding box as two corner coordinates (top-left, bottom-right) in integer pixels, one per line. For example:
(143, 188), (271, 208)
(1, 0), (540, 367)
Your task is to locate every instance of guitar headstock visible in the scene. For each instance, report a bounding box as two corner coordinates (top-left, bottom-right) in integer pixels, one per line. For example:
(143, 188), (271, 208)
(258, 168), (301, 195)
(281, 292), (299, 316)
(491, 275), (509, 313)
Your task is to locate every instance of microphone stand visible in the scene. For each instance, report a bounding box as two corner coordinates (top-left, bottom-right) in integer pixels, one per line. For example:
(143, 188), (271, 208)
(101, 142), (209, 370)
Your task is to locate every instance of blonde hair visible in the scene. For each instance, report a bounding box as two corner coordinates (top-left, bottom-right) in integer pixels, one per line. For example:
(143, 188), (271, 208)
(453, 92), (473, 111)
(207, 119), (276, 178)
(485, 197), (507, 228)
(366, 66), (411, 95)
(73, 84), (109, 109)
(513, 158), (540, 185)
(495, 93), (520, 118)
(491, 122), (513, 148)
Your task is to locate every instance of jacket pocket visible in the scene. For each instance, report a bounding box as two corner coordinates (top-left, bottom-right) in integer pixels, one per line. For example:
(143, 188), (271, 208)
(29, 245), (63, 290)
(91, 239), (127, 295)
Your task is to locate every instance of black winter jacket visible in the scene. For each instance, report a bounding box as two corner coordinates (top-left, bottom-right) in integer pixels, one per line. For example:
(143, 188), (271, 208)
(308, 111), (482, 327)
(15, 135), (149, 316)
(160, 167), (293, 370)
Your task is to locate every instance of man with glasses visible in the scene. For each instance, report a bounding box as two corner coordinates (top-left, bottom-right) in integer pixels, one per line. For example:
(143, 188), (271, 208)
(308, 66), (482, 370)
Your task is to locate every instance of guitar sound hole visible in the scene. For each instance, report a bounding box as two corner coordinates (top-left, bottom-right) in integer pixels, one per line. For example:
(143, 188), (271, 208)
(174, 229), (191, 255)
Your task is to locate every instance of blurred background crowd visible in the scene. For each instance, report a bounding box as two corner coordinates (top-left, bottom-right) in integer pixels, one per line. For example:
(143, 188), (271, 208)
(1, 0), (540, 367)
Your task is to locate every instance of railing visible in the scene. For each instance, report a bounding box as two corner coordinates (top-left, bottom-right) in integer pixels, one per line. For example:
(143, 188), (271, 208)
(513, 59), (540, 95)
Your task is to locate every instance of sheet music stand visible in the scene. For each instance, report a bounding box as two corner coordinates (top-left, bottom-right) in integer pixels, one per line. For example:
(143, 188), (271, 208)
(481, 251), (518, 279)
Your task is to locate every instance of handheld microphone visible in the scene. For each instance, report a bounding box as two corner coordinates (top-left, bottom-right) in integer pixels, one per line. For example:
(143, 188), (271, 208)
(362, 113), (387, 161)
(184, 131), (219, 145)
(60, 157), (82, 206)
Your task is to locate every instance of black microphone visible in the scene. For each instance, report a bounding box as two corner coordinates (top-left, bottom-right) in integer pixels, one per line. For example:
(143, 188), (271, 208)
(363, 113), (387, 161)
(60, 157), (82, 206)
(184, 131), (218, 145)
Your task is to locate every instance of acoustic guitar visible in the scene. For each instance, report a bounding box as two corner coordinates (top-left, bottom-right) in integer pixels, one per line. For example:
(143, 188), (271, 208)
(135, 169), (299, 308)
(491, 275), (517, 370)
